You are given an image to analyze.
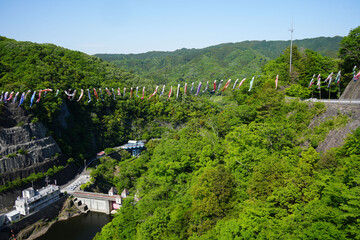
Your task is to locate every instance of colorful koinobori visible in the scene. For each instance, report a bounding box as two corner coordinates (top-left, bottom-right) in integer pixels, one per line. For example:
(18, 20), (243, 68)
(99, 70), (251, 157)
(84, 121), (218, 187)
(0, 76), (251, 106)
(1, 69), (359, 108)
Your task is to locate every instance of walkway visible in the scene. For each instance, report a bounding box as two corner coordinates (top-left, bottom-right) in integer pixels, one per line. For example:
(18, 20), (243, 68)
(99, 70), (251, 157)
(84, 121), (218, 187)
(304, 99), (360, 104)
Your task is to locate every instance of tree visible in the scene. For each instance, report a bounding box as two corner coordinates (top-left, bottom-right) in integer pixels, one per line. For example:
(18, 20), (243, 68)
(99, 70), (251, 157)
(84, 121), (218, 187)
(339, 26), (360, 83)
(188, 166), (234, 236)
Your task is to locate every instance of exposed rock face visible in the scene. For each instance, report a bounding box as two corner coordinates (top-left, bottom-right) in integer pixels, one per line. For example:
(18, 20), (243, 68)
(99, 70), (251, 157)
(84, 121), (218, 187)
(0, 103), (62, 182)
(310, 103), (360, 152)
(0, 122), (61, 174)
(57, 101), (70, 130)
(340, 79), (360, 100)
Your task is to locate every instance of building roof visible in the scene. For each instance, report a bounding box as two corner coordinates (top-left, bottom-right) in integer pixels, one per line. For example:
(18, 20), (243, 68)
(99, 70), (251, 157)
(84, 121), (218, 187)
(108, 187), (117, 194)
(16, 185), (60, 204)
(6, 210), (19, 217)
(122, 188), (129, 195)
(73, 191), (121, 201)
(97, 151), (105, 156)
(121, 140), (145, 150)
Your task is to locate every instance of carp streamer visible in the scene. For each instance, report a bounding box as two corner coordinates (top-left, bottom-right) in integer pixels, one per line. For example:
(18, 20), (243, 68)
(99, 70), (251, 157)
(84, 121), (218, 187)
(30, 91), (36, 107)
(93, 88), (99, 101)
(232, 79), (239, 91)
(222, 79), (231, 92)
(203, 81), (209, 92)
(148, 86), (159, 100)
(167, 86), (172, 101)
(12, 92), (19, 104)
(217, 80), (223, 92)
(308, 74), (316, 88)
(238, 78), (246, 88)
(335, 71), (341, 85)
(248, 77), (254, 91)
(87, 89), (91, 103)
(195, 82), (202, 96)
(77, 89), (84, 102)
(176, 84), (180, 99)
(160, 85), (166, 96)
(18, 92), (25, 107)
(141, 87), (145, 100)
(317, 74), (321, 90)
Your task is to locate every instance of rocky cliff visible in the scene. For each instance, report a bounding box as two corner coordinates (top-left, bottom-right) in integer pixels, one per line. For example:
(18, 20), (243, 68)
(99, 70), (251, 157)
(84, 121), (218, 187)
(0, 123), (61, 174)
(308, 79), (360, 153)
(309, 103), (360, 153)
(340, 79), (360, 100)
(0, 103), (62, 183)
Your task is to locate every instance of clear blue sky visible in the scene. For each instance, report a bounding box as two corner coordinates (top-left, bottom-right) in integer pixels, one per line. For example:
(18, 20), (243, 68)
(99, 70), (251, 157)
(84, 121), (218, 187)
(0, 0), (359, 55)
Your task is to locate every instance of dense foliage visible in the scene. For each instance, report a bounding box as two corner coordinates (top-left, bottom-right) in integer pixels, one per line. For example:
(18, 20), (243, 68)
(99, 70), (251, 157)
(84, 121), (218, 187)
(339, 26), (360, 82)
(0, 29), (358, 239)
(95, 37), (342, 85)
(93, 81), (360, 239)
(262, 45), (338, 98)
(0, 36), (155, 162)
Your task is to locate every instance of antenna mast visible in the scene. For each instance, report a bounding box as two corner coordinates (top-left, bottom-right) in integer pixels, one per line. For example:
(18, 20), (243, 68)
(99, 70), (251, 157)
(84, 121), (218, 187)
(289, 20), (294, 75)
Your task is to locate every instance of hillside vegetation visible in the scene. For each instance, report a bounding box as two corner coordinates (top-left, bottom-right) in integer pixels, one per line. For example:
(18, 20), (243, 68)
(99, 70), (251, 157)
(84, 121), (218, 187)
(0, 26), (359, 239)
(93, 87), (360, 239)
(95, 36), (342, 84)
(0, 36), (154, 161)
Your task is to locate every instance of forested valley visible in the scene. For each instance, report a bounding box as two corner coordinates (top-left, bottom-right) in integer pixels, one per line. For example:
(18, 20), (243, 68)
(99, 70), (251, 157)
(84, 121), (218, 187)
(0, 26), (359, 239)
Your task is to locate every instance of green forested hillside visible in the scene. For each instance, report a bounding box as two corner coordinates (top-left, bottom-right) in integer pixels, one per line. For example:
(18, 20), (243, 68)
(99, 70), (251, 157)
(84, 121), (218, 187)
(95, 36), (342, 84)
(0, 28), (359, 239)
(0, 36), (149, 90)
(0, 36), (151, 166)
(93, 85), (360, 239)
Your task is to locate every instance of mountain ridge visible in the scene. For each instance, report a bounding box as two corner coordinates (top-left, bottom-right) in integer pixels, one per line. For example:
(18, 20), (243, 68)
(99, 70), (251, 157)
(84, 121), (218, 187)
(95, 36), (342, 59)
(95, 36), (342, 84)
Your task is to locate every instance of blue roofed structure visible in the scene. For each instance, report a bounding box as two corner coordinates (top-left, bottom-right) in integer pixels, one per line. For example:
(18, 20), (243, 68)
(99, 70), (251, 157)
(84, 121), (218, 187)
(120, 140), (146, 156)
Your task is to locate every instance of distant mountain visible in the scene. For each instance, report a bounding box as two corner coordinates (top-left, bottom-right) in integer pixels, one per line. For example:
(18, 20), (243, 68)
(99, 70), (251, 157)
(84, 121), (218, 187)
(95, 36), (342, 84)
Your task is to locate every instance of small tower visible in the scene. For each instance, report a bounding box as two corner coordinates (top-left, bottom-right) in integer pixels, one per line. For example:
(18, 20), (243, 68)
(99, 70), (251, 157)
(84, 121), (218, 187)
(121, 188), (129, 198)
(108, 187), (117, 196)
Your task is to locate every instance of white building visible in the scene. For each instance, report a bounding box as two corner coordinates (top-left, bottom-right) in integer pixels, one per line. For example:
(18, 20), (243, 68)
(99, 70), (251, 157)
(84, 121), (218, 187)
(15, 185), (60, 216)
(5, 210), (20, 222)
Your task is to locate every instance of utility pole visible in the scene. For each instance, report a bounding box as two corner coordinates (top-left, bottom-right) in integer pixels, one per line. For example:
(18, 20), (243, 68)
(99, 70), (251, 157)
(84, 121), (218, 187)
(84, 159), (86, 171)
(289, 20), (294, 75)
(45, 175), (50, 186)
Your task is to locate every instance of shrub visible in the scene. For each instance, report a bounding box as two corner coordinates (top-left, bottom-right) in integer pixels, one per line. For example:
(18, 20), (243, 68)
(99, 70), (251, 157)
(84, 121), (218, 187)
(285, 84), (311, 99)
(67, 157), (75, 164)
(17, 148), (28, 155)
(104, 148), (116, 155)
(16, 121), (25, 127)
(31, 117), (39, 123)
(6, 153), (17, 158)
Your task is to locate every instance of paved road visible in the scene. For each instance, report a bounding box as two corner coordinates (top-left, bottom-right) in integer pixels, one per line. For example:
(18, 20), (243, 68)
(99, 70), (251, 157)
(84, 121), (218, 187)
(60, 155), (101, 193)
(60, 150), (119, 193)
(303, 98), (360, 104)
(285, 97), (360, 104)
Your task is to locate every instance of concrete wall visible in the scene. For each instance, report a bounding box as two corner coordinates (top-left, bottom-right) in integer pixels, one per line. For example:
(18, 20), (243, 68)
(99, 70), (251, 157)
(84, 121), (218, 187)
(0, 214), (5, 227)
(77, 197), (110, 214)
